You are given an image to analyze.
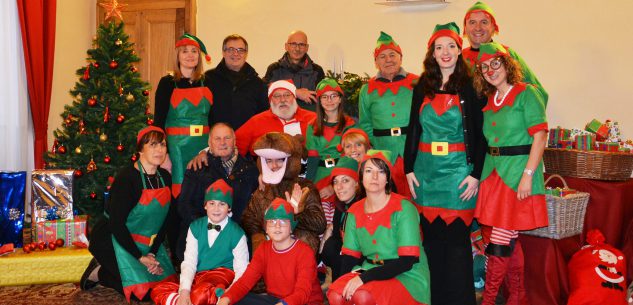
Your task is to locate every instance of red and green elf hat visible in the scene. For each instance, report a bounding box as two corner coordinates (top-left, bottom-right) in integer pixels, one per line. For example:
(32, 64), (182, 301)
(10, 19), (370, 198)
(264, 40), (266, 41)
(476, 42), (508, 63)
(175, 33), (211, 62)
(337, 128), (371, 152)
(362, 149), (395, 172)
(463, 2), (499, 35)
(137, 126), (165, 145)
(427, 22), (463, 49)
(330, 156), (359, 182)
(316, 78), (344, 99)
(204, 179), (234, 207)
(265, 198), (297, 229)
(374, 31), (402, 58)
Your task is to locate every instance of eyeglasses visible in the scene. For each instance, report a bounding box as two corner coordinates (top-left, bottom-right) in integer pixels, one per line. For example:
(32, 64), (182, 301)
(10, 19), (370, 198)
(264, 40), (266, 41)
(286, 42), (308, 49)
(319, 94), (341, 102)
(223, 47), (248, 55)
(271, 92), (294, 100)
(479, 57), (503, 73)
(266, 219), (290, 227)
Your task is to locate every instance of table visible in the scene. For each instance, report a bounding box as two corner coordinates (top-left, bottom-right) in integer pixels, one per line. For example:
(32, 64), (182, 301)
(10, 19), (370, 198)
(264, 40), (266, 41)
(0, 247), (92, 286)
(521, 176), (633, 305)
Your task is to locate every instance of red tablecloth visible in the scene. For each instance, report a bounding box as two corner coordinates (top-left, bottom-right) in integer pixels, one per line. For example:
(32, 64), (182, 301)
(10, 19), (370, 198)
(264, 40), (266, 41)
(521, 176), (633, 305)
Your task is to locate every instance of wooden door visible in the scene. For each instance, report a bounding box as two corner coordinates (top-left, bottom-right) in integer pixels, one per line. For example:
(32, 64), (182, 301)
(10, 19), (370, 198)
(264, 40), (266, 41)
(97, 0), (196, 112)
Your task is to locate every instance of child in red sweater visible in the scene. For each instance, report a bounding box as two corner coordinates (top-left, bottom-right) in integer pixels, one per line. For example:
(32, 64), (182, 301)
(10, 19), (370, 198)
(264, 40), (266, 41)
(217, 198), (324, 305)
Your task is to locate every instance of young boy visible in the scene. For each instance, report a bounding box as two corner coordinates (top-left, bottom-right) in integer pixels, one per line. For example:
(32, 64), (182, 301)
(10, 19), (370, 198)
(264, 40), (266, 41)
(217, 198), (324, 305)
(151, 179), (249, 305)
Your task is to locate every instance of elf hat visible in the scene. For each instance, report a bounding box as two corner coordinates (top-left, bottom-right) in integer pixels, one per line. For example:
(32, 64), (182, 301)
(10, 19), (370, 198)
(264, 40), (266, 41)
(463, 2), (499, 35)
(176, 33), (211, 62)
(265, 198), (297, 229)
(204, 179), (234, 207)
(137, 126), (165, 145)
(362, 149), (395, 172)
(374, 31), (402, 58)
(316, 78), (344, 99)
(428, 22), (463, 49)
(337, 128), (371, 152)
(476, 42), (508, 63)
(268, 79), (297, 100)
(330, 156), (359, 182)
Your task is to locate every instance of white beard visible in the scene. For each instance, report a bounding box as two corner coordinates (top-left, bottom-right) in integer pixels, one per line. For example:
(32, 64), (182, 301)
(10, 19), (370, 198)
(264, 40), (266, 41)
(271, 100), (298, 121)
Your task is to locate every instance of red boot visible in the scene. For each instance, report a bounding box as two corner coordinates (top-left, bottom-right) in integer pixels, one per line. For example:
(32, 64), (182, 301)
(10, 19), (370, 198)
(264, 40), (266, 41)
(505, 240), (530, 305)
(482, 243), (513, 305)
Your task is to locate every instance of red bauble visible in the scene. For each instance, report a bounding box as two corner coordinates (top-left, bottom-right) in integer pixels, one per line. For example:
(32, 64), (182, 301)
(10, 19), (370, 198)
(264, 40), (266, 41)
(93, 62), (100, 69)
(23, 245), (32, 253)
(30, 242), (37, 249)
(55, 238), (65, 247)
(38, 242), (46, 251)
(104, 156), (111, 164)
(142, 90), (150, 96)
(74, 169), (83, 178)
(130, 66), (138, 73)
(116, 114), (125, 123)
(146, 118), (154, 125)
(64, 118), (72, 126)
(90, 192), (97, 199)
(58, 145), (67, 154)
(87, 98), (97, 107)
(109, 60), (118, 69)
(131, 154), (138, 162)
(48, 243), (57, 251)
(116, 144), (125, 152)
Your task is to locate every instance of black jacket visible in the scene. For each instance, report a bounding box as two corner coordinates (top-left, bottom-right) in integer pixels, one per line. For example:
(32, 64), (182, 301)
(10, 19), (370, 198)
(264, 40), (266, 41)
(404, 80), (487, 179)
(205, 60), (269, 130)
(263, 53), (325, 111)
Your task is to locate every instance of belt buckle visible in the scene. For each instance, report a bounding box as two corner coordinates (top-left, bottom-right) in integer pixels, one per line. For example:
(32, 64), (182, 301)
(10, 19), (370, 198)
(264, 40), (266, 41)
(431, 142), (449, 156)
(390, 127), (401, 137)
(371, 259), (384, 265)
(190, 125), (203, 136)
(149, 234), (157, 246)
(490, 147), (500, 156)
(324, 158), (336, 168)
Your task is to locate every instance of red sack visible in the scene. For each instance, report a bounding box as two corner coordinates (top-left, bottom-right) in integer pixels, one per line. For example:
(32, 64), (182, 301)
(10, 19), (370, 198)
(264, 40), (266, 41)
(568, 229), (628, 305)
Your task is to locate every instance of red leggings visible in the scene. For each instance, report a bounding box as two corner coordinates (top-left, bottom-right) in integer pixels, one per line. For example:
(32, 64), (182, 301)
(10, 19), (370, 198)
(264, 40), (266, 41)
(151, 268), (234, 305)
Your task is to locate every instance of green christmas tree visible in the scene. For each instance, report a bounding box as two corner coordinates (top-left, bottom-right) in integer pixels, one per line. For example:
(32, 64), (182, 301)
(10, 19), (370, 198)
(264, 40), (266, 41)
(45, 21), (152, 227)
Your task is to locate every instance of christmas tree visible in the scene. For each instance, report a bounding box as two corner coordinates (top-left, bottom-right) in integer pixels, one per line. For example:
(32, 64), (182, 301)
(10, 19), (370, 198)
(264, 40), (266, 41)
(45, 20), (152, 227)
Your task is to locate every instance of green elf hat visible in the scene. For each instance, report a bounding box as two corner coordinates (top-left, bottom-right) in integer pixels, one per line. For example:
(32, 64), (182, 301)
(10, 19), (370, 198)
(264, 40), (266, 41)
(330, 156), (359, 182)
(476, 42), (508, 63)
(362, 149), (395, 172)
(265, 198), (297, 229)
(374, 31), (402, 58)
(463, 2), (499, 34)
(427, 22), (463, 49)
(204, 179), (234, 207)
(176, 33), (211, 62)
(316, 78), (344, 99)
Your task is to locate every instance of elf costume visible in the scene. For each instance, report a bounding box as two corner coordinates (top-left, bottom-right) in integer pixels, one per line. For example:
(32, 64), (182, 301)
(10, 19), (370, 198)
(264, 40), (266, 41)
(306, 78), (356, 203)
(155, 34), (213, 198)
(151, 180), (248, 305)
(358, 32), (416, 198)
(474, 42), (549, 305)
(462, 1), (549, 106)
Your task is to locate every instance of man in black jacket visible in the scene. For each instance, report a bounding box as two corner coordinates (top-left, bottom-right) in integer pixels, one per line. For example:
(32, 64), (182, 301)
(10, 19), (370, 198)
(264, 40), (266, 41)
(206, 34), (269, 130)
(175, 123), (259, 262)
(263, 30), (325, 111)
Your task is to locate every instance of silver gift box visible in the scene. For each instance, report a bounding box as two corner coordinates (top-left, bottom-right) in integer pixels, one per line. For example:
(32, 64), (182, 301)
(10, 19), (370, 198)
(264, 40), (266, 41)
(31, 170), (74, 223)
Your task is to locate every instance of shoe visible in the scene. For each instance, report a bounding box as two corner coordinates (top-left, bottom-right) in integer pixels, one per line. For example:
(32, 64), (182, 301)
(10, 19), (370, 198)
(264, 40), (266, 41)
(80, 257), (100, 290)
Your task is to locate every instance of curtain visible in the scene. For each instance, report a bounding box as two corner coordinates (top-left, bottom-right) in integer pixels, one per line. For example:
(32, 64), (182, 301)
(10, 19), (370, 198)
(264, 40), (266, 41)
(16, 0), (56, 169)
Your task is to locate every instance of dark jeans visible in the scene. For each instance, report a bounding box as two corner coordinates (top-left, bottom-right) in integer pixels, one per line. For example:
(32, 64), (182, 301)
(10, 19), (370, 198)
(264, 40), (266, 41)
(235, 293), (281, 305)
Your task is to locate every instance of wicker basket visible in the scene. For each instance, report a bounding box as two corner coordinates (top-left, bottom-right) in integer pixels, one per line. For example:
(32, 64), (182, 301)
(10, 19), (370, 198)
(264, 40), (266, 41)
(522, 174), (590, 239)
(543, 148), (633, 181)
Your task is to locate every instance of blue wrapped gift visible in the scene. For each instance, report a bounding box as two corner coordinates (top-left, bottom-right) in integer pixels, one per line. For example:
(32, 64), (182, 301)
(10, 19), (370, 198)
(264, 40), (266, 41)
(0, 171), (26, 247)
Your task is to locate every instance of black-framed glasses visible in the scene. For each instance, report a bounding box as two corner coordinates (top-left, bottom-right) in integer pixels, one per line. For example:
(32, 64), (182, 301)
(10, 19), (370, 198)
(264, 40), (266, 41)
(286, 42), (308, 49)
(479, 57), (503, 73)
(223, 47), (248, 55)
(319, 93), (341, 102)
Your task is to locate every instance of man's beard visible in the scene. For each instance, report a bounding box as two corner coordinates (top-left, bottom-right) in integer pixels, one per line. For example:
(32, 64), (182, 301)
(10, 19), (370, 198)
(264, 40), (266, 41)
(271, 101), (298, 120)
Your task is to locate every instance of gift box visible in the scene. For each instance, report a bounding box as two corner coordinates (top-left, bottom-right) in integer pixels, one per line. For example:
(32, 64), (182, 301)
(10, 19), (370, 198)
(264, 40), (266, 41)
(560, 140), (574, 149)
(606, 120), (622, 143)
(0, 171), (26, 248)
(31, 170), (74, 223)
(546, 187), (562, 197)
(548, 127), (571, 148)
(34, 215), (87, 245)
(0, 247), (92, 286)
(597, 142), (620, 152)
(575, 134), (595, 151)
(585, 119), (609, 141)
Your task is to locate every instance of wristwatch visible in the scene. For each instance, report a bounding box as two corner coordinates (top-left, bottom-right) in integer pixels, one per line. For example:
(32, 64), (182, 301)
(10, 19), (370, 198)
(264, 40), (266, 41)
(523, 168), (534, 176)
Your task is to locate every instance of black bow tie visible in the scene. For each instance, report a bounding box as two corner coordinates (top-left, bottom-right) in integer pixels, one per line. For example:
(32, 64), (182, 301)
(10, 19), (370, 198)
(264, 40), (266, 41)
(207, 223), (221, 231)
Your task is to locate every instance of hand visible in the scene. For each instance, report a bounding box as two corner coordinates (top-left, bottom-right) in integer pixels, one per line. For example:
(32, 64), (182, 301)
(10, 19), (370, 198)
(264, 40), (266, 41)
(458, 175), (479, 201)
(258, 174), (265, 191)
(342, 275), (364, 301)
(161, 154), (172, 173)
(517, 174), (533, 200)
(216, 297), (230, 305)
(177, 290), (192, 305)
(319, 185), (334, 200)
(405, 172), (419, 199)
(139, 254), (162, 275)
(295, 88), (317, 104)
(186, 151), (208, 170)
(285, 183), (303, 214)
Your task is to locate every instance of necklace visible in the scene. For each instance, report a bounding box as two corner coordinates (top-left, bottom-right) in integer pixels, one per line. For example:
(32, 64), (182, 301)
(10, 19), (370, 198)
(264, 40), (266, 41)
(138, 162), (160, 189)
(493, 85), (514, 107)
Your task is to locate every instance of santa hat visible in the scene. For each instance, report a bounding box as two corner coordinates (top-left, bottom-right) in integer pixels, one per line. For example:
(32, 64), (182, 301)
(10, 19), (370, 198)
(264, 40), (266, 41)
(176, 33), (211, 62)
(463, 2), (499, 35)
(204, 179), (233, 207)
(374, 31), (402, 58)
(428, 22), (463, 49)
(476, 42), (508, 63)
(254, 147), (291, 184)
(268, 79), (296, 100)
(316, 78), (344, 99)
(330, 156), (359, 182)
(265, 198), (297, 229)
(137, 126), (165, 145)
(338, 128), (371, 152)
(362, 149), (395, 172)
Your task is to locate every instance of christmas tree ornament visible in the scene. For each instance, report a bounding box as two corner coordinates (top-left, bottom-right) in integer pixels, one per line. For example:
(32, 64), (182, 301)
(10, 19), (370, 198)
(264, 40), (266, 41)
(82, 65), (90, 81)
(109, 60), (118, 69)
(99, 133), (108, 142)
(146, 117), (154, 125)
(48, 243), (57, 251)
(142, 90), (150, 96)
(23, 245), (32, 253)
(87, 158), (97, 172)
(116, 114), (125, 123)
(116, 143), (125, 152)
(131, 154), (138, 162)
(90, 192), (97, 199)
(74, 169), (83, 178)
(38, 242), (46, 251)
(145, 107), (151, 115)
(99, 0), (127, 21)
(58, 145), (67, 154)
(125, 93), (134, 102)
(103, 106), (110, 123)
(55, 239), (65, 247)
(64, 118), (72, 126)
(118, 84), (123, 96)
(130, 65), (138, 73)
(79, 119), (86, 134)
(104, 155), (111, 163)
(52, 139), (59, 153)
(87, 97), (97, 106)
(75, 146), (82, 154)
(115, 39), (122, 46)
(93, 62), (100, 69)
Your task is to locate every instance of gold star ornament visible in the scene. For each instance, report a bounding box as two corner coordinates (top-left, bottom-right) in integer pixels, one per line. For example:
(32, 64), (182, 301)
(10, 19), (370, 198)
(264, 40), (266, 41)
(99, 0), (127, 21)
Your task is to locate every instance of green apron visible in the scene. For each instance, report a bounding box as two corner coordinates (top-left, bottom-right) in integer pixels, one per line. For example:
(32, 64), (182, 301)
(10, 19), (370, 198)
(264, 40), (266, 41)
(112, 162), (176, 301)
(165, 83), (213, 197)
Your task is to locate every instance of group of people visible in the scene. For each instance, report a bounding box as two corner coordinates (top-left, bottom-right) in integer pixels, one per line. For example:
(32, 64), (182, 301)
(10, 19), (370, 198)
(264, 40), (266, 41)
(81, 2), (550, 305)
